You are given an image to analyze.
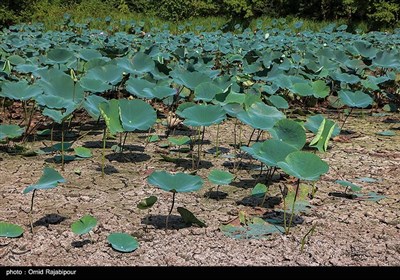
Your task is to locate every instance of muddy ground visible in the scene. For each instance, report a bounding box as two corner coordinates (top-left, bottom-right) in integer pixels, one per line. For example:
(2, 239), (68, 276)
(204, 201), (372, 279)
(1, 111), (399, 266)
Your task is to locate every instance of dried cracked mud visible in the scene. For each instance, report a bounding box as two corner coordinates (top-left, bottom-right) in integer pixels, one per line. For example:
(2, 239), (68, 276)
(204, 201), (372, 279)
(1, 112), (399, 266)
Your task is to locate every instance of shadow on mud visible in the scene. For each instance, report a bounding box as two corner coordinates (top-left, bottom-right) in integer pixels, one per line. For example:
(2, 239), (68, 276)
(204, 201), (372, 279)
(71, 240), (91, 248)
(237, 195), (282, 208)
(204, 190), (228, 200)
(33, 213), (67, 228)
(105, 152), (150, 163)
(141, 215), (191, 230)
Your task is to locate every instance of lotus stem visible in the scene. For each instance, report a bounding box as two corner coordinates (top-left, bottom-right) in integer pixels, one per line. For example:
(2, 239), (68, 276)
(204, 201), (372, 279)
(144, 209), (150, 232)
(144, 127), (152, 149)
(1, 98), (5, 119)
(195, 127), (201, 169)
(200, 126), (206, 167)
(300, 223), (317, 253)
(72, 81), (76, 102)
(29, 190), (36, 234)
(23, 101), (36, 142)
(216, 185), (220, 201)
(238, 122), (243, 146)
(88, 231), (94, 244)
(283, 193), (287, 233)
(260, 167), (276, 207)
(233, 119), (237, 150)
(311, 181), (317, 198)
(166, 192), (176, 230)
(50, 123), (54, 145)
(101, 127), (107, 178)
(121, 132), (129, 153)
(340, 107), (353, 131)
(22, 101), (28, 124)
(247, 128), (256, 146)
(255, 129), (263, 142)
(61, 121), (65, 171)
(201, 126), (206, 143)
(233, 120), (241, 172)
(196, 126), (205, 169)
(287, 179), (301, 234)
(215, 124), (220, 157)
(257, 163), (264, 182)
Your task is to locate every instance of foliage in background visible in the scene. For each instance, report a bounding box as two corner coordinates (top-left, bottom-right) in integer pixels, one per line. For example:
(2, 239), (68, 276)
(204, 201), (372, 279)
(1, 0), (399, 31)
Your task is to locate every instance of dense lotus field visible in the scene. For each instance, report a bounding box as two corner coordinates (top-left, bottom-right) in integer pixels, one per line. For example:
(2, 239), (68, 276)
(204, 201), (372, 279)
(0, 20), (399, 254)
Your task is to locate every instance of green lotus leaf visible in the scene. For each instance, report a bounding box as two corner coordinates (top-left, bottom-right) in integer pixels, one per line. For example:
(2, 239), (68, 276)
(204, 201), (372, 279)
(283, 184), (312, 214)
(277, 151), (329, 181)
(47, 48), (74, 64)
(168, 136), (191, 146)
(251, 183), (268, 197)
(237, 102), (285, 131)
(85, 64), (123, 85)
(78, 49), (103, 61)
(309, 118), (337, 152)
(0, 80), (42, 101)
(268, 95), (289, 109)
(304, 114), (340, 137)
(171, 69), (211, 90)
(83, 95), (107, 120)
(292, 82), (313, 97)
(208, 169), (234, 185)
(339, 90), (373, 108)
(7, 55), (25, 65)
(335, 180), (361, 192)
(119, 99), (156, 131)
(331, 72), (360, 84)
(99, 99), (124, 135)
(0, 124), (24, 141)
(177, 207), (206, 228)
(147, 171), (203, 193)
(376, 130), (396, 136)
(311, 80), (330, 98)
(242, 139), (298, 167)
(71, 215), (97, 235)
(0, 222), (24, 238)
(137, 196), (158, 210)
(107, 233), (139, 253)
(180, 104), (226, 127)
(23, 167), (66, 194)
(194, 82), (222, 102)
(373, 51), (400, 69)
(220, 217), (283, 239)
(74, 147), (92, 158)
(142, 86), (176, 100)
(269, 119), (306, 150)
(80, 77), (111, 93)
(125, 77), (156, 99)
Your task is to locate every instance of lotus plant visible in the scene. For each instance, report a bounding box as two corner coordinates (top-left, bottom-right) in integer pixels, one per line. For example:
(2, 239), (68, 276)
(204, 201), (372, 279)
(23, 167), (66, 233)
(147, 171), (203, 229)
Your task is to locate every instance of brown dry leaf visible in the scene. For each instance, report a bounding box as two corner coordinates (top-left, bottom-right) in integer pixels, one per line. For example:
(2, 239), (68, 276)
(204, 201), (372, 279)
(333, 135), (352, 143)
